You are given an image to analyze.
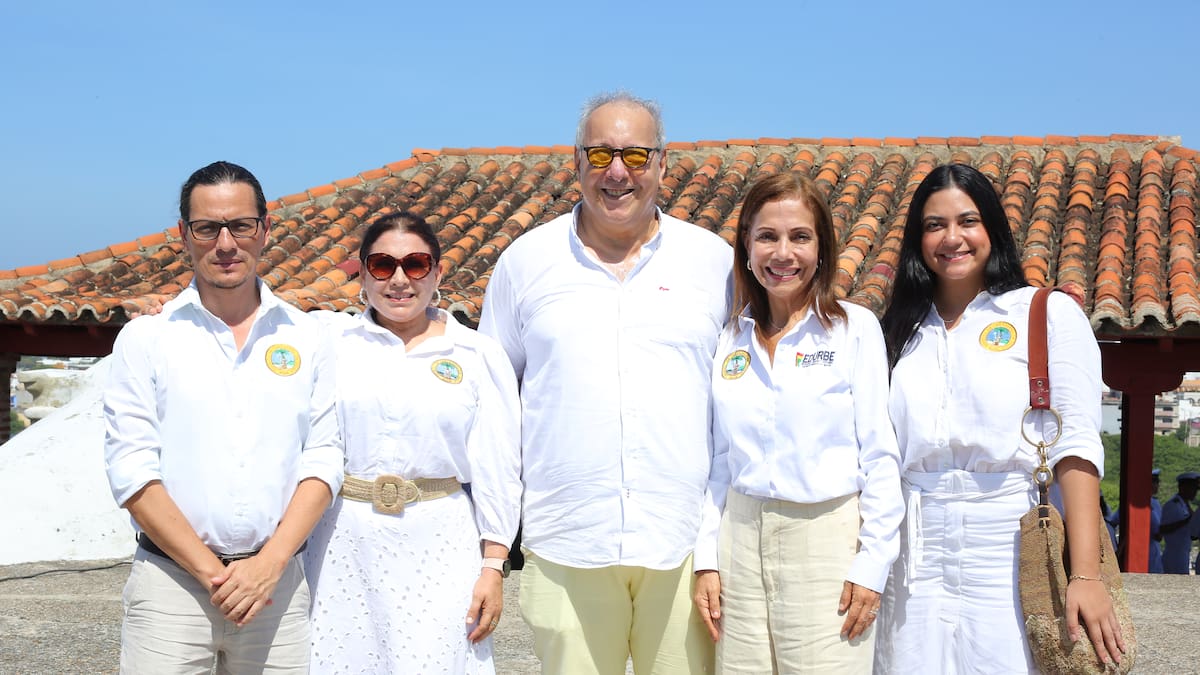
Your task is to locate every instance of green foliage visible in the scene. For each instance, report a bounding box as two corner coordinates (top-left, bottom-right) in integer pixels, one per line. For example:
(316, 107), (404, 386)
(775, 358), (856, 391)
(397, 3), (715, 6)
(7, 410), (26, 438)
(1100, 432), (1200, 506)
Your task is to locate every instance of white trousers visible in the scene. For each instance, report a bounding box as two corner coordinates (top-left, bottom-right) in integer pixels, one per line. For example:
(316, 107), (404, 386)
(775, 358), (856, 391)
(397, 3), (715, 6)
(120, 548), (310, 675)
(875, 469), (1036, 674)
(717, 489), (873, 674)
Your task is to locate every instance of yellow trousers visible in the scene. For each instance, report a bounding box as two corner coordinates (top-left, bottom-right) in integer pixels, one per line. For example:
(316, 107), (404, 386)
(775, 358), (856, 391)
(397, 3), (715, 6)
(519, 552), (714, 675)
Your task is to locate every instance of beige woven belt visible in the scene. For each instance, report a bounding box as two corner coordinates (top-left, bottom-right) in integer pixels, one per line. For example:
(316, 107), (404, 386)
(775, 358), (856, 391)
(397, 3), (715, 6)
(340, 474), (461, 515)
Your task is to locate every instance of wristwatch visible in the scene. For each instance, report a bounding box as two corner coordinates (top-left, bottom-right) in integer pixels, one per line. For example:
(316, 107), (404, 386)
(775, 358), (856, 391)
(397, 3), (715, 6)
(482, 557), (511, 578)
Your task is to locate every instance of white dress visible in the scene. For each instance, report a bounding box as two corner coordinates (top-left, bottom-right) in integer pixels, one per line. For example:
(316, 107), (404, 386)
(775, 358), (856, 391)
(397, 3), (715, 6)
(303, 308), (522, 675)
(876, 288), (1104, 674)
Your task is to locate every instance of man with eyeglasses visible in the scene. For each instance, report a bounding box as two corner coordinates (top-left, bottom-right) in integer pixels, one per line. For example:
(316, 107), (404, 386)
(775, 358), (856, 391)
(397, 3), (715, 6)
(104, 161), (342, 673)
(481, 92), (731, 674)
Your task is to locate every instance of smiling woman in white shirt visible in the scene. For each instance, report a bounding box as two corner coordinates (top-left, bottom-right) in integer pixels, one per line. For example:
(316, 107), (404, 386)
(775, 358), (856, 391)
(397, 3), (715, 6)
(692, 172), (903, 673)
(302, 212), (522, 675)
(875, 164), (1126, 673)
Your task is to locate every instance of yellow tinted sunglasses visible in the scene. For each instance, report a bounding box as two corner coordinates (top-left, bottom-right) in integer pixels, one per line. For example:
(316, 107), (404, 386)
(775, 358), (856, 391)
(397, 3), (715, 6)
(582, 146), (659, 169)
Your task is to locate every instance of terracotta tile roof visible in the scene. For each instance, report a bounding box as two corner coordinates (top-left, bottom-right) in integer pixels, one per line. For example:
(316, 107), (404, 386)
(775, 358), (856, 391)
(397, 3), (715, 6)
(2, 135), (1198, 338)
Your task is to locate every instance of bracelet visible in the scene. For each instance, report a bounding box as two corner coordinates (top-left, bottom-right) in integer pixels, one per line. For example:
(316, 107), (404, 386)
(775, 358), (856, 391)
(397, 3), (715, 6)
(1068, 574), (1103, 582)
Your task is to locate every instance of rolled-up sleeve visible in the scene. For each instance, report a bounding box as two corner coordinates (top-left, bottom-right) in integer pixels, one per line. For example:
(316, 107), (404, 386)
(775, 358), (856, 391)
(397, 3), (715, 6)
(466, 339), (523, 546)
(103, 319), (164, 507)
(846, 314), (904, 593)
(694, 333), (734, 573)
(297, 321), (344, 498)
(1045, 292), (1104, 476)
(693, 418), (730, 573)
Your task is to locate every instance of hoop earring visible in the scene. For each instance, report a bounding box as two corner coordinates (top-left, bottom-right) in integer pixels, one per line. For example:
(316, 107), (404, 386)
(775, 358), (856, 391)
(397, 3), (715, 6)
(745, 260), (752, 271)
(358, 288), (368, 306)
(430, 289), (443, 307)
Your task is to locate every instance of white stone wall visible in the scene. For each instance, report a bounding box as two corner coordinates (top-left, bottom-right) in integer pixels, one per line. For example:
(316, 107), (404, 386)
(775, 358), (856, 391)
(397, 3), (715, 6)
(0, 357), (136, 564)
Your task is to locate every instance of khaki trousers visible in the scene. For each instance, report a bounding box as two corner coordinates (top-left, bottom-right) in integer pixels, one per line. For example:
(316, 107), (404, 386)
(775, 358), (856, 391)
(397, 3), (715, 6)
(717, 490), (873, 674)
(119, 549), (310, 674)
(519, 552), (714, 675)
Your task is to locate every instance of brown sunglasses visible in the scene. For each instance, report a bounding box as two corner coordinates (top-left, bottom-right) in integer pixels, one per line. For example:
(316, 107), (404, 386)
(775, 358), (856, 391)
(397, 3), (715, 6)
(364, 252), (435, 281)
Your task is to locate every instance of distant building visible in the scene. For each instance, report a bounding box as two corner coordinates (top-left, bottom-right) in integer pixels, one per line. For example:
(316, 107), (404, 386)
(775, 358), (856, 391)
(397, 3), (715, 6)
(1153, 394), (1178, 436)
(1188, 417), (1200, 448)
(1178, 377), (1200, 393)
(1101, 392), (1123, 436)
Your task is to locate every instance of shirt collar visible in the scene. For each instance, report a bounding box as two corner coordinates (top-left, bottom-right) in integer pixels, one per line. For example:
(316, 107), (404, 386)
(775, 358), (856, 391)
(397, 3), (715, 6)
(988, 289), (1023, 313)
(352, 306), (403, 340)
(177, 278), (285, 319)
(568, 204), (665, 260)
(734, 301), (823, 336)
(350, 306), (461, 354)
(922, 289), (1016, 328)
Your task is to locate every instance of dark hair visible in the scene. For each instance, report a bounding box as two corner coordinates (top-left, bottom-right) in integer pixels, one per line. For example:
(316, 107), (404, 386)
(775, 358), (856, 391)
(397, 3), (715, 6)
(733, 172), (846, 329)
(881, 163), (1027, 368)
(359, 211), (442, 265)
(179, 161), (267, 222)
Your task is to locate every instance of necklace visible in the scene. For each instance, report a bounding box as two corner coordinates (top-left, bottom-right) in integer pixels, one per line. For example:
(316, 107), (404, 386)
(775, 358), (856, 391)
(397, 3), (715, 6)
(767, 315), (791, 331)
(937, 307), (966, 328)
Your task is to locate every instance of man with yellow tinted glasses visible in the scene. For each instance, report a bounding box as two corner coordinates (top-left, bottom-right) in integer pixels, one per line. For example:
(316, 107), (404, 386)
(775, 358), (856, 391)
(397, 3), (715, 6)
(481, 92), (732, 674)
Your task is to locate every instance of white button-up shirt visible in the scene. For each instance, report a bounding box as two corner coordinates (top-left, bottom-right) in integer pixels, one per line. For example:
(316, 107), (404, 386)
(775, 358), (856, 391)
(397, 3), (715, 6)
(480, 207), (732, 569)
(695, 302), (903, 591)
(104, 281), (343, 555)
(889, 287), (1104, 475)
(318, 308), (522, 545)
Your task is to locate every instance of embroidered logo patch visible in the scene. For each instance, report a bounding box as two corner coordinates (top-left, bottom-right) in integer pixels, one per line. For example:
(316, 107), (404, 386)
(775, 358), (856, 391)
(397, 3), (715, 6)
(431, 359), (464, 384)
(721, 350), (751, 379)
(265, 344), (301, 376)
(979, 321), (1017, 351)
(795, 350), (836, 367)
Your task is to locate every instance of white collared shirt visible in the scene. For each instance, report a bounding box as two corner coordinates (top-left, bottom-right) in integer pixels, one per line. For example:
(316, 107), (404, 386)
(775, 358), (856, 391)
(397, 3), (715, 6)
(317, 308), (522, 545)
(104, 281), (343, 555)
(694, 302), (903, 591)
(889, 287), (1104, 475)
(480, 207), (733, 569)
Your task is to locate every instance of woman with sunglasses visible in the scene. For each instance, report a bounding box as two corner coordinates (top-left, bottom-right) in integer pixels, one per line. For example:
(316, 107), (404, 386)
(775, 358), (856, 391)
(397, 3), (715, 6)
(692, 172), (903, 672)
(875, 164), (1124, 672)
(303, 211), (521, 674)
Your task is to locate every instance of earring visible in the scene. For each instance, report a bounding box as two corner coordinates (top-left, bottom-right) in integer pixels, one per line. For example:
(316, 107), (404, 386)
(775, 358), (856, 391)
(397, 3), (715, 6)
(358, 288), (368, 306)
(430, 289), (443, 307)
(745, 260), (752, 271)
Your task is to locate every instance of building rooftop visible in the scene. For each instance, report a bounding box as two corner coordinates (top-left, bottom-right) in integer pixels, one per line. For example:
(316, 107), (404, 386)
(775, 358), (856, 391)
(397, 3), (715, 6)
(2, 134), (1198, 337)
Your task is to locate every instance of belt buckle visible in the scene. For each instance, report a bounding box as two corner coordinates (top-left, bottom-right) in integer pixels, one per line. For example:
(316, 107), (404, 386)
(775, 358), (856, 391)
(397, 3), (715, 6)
(372, 474), (419, 515)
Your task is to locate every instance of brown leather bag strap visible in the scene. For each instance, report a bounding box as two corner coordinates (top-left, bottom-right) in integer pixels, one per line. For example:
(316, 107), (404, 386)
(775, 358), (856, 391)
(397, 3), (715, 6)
(1027, 287), (1063, 410)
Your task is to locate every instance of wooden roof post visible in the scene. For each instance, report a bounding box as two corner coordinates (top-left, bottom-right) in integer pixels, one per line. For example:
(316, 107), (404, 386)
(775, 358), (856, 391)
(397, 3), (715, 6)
(1101, 340), (1186, 573)
(0, 353), (16, 444)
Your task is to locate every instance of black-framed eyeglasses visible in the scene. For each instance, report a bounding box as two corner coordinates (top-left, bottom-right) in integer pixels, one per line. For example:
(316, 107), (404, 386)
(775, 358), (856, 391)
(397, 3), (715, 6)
(185, 217), (264, 241)
(364, 251), (435, 281)
(582, 146), (659, 169)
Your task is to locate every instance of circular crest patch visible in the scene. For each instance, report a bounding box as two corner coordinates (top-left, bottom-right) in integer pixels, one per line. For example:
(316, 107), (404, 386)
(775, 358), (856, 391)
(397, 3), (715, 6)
(431, 359), (464, 384)
(265, 344), (301, 376)
(979, 322), (1017, 351)
(721, 350), (751, 380)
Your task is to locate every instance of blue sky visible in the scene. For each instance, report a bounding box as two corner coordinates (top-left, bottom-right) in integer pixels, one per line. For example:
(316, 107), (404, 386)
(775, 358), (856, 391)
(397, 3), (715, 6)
(2, 0), (1197, 271)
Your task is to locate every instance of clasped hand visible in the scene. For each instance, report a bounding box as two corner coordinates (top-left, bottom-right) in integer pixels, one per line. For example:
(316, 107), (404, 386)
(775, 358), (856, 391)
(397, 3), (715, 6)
(209, 554), (286, 627)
